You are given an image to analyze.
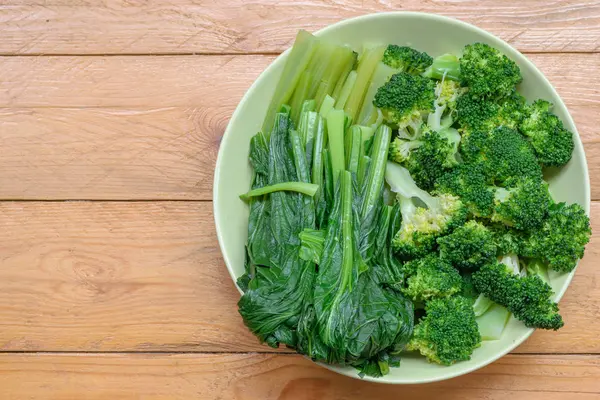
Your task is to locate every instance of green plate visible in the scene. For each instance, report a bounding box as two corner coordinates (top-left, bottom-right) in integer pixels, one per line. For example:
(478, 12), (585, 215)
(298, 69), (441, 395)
(213, 12), (590, 384)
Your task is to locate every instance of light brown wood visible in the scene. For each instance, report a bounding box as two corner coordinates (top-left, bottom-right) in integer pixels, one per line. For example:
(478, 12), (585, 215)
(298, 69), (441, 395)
(1, 1), (598, 395)
(1, 53), (599, 200)
(1, 1), (600, 55)
(0, 108), (218, 200)
(0, 201), (597, 353)
(3, 54), (600, 109)
(0, 353), (598, 399)
(0, 201), (269, 353)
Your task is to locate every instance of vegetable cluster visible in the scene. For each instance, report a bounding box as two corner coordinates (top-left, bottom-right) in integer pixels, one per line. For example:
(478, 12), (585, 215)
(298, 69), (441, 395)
(237, 30), (591, 377)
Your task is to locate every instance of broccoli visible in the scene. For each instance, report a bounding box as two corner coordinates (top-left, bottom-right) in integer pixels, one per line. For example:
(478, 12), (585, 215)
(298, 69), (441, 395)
(385, 162), (468, 259)
(519, 100), (574, 167)
(389, 136), (423, 164)
(525, 258), (551, 286)
(382, 45), (433, 75)
(472, 254), (564, 330)
(491, 176), (551, 231)
(390, 128), (461, 191)
(460, 43), (522, 98)
(460, 273), (479, 300)
(373, 72), (435, 135)
(488, 224), (525, 256)
(406, 296), (481, 365)
(422, 53), (461, 81)
(437, 221), (497, 270)
(460, 126), (542, 184)
(402, 255), (463, 302)
(521, 202), (591, 273)
(428, 79), (464, 131)
(455, 90), (527, 135)
(434, 163), (495, 218)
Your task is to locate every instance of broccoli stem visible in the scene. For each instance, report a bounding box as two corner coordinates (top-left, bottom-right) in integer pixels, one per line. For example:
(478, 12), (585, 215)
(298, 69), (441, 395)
(500, 254), (521, 275)
(422, 53), (461, 81)
(239, 182), (319, 201)
(334, 70), (358, 110)
(473, 294), (494, 317)
(361, 124), (392, 219)
(384, 161), (434, 206)
(526, 259), (551, 286)
(476, 303), (511, 340)
(397, 193), (418, 220)
(345, 126), (363, 174)
(344, 46), (386, 123)
(327, 109), (346, 181)
(262, 30), (318, 135)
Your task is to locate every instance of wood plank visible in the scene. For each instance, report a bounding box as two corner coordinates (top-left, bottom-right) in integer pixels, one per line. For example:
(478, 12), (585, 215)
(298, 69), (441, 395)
(1, 53), (599, 200)
(1, 1), (600, 55)
(0, 201), (598, 353)
(0, 108), (218, 200)
(0, 201), (264, 353)
(0, 353), (598, 399)
(2, 54), (600, 109)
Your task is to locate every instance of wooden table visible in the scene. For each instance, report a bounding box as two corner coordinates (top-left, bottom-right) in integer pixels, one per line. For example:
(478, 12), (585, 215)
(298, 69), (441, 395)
(0, 1), (599, 399)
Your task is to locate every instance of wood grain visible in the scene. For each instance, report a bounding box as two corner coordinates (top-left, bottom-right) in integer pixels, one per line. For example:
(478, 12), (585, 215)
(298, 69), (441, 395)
(0, 353), (598, 399)
(1, 53), (599, 200)
(1, 1), (600, 55)
(0, 201), (597, 353)
(0, 108), (219, 200)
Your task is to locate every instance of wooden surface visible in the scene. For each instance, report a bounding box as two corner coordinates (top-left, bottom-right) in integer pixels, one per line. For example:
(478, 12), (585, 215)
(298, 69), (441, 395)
(0, 1), (599, 398)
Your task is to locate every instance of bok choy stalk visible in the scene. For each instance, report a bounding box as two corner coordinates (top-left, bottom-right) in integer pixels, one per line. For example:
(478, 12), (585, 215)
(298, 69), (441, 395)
(237, 109), (318, 348)
(308, 171), (413, 376)
(263, 30), (355, 131)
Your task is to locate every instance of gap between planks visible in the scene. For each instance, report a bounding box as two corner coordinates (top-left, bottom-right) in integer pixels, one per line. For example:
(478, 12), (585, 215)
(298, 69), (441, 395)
(0, 51), (597, 57)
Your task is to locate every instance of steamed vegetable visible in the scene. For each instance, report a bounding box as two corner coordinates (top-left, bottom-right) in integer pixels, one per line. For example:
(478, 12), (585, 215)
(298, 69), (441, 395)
(238, 30), (591, 377)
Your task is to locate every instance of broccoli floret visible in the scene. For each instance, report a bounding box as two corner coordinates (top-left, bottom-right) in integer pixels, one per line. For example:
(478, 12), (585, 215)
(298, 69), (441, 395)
(374, 72), (435, 134)
(519, 100), (574, 167)
(406, 296), (481, 365)
(428, 79), (464, 131)
(389, 137), (423, 164)
(422, 53), (461, 81)
(403, 129), (462, 191)
(402, 255), (463, 301)
(456, 90), (527, 135)
(385, 162), (467, 259)
(461, 126), (542, 184)
(488, 224), (525, 256)
(382, 45), (433, 74)
(472, 254), (563, 330)
(437, 221), (497, 270)
(521, 202), (591, 273)
(460, 43), (522, 98)
(435, 163), (495, 218)
(491, 176), (551, 231)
